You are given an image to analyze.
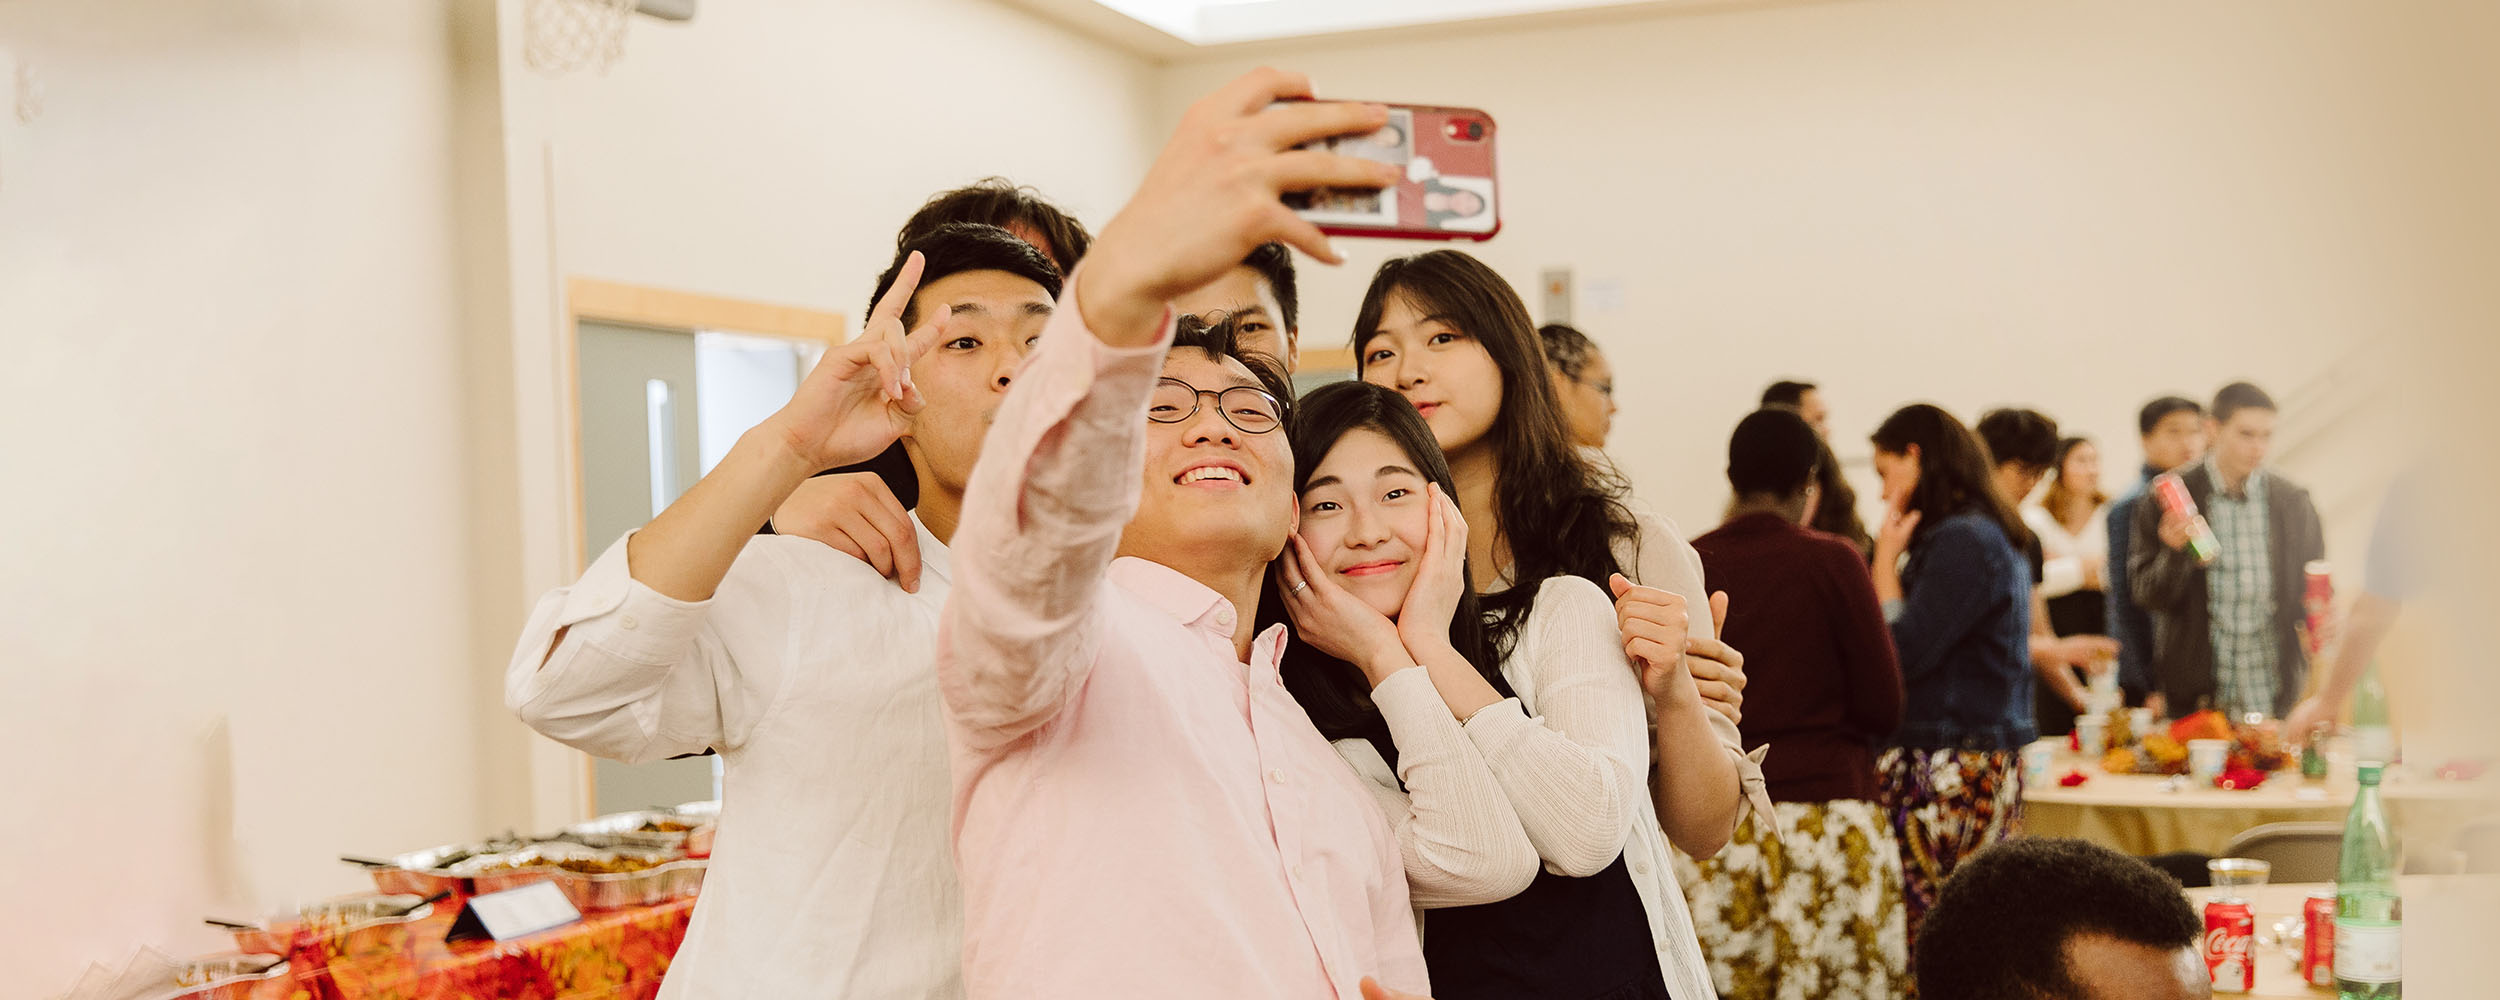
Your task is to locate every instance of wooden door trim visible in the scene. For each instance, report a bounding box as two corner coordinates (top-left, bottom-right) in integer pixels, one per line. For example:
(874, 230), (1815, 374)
(556, 278), (845, 818)
(566, 277), (849, 345)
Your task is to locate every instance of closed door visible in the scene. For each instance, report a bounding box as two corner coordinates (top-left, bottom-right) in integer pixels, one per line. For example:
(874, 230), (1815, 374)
(575, 320), (716, 812)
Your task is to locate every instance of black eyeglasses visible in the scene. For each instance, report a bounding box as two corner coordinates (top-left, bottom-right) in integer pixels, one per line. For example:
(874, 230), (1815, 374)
(1148, 378), (1283, 434)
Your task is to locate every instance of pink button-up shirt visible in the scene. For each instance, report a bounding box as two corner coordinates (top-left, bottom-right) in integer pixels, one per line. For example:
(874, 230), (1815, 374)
(937, 284), (1430, 1000)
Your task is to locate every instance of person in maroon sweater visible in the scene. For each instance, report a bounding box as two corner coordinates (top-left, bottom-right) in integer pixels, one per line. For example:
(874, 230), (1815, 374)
(1672, 408), (1909, 1000)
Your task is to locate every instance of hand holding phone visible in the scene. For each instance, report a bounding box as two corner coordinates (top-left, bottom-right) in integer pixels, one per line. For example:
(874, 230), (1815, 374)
(1285, 102), (1501, 241)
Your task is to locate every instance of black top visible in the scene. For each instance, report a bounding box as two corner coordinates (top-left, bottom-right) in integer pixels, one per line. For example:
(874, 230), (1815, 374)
(1370, 664), (1673, 1000)
(1422, 857), (1673, 1000)
(757, 443), (918, 535)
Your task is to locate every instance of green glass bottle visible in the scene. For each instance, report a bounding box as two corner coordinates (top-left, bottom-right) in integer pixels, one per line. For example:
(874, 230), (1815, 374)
(2351, 662), (2396, 766)
(2335, 763), (2402, 999)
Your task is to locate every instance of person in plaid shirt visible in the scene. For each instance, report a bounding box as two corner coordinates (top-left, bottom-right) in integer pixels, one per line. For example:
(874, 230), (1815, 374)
(2126, 382), (2326, 719)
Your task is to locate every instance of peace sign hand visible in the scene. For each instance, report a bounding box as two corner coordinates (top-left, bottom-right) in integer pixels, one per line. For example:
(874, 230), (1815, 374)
(766, 251), (949, 472)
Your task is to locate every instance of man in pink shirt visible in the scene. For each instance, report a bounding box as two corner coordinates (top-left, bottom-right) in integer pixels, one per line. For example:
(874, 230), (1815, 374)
(934, 70), (1430, 998)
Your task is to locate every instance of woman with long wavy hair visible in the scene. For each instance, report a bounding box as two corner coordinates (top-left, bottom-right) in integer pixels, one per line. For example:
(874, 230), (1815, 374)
(1865, 404), (2035, 953)
(1350, 251), (1767, 1000)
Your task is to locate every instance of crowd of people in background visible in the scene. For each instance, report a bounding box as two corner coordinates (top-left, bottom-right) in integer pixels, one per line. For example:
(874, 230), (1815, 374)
(502, 72), (2348, 1000)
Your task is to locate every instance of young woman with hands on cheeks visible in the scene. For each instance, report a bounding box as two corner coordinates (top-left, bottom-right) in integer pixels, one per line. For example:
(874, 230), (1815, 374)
(1266, 380), (1711, 1000)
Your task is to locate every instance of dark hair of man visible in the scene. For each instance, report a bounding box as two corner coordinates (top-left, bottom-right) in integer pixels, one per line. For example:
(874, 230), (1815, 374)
(1976, 408), (2061, 475)
(2211, 381), (2277, 424)
(1871, 403), (2027, 552)
(1537, 323), (1598, 381)
(2137, 395), (2204, 436)
(1761, 380), (1817, 408)
(1722, 405), (1872, 554)
(1915, 837), (2201, 1000)
(1240, 241), (1300, 333)
(1727, 408), (1822, 499)
(868, 223), (1063, 330)
(1168, 311), (1294, 429)
(895, 178), (1091, 274)
(1755, 401), (1874, 554)
(773, 222), (1065, 520)
(1260, 380), (1500, 766)
(1352, 250), (1638, 656)
(2042, 436), (2110, 515)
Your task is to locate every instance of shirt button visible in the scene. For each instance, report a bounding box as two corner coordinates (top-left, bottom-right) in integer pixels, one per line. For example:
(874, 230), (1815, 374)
(1215, 609), (1237, 630)
(1634, 860), (1651, 875)
(1269, 768), (1287, 784)
(1291, 864), (1305, 880)
(620, 614), (640, 631)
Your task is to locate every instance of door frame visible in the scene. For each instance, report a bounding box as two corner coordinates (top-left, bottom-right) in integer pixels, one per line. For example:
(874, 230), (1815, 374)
(556, 277), (846, 815)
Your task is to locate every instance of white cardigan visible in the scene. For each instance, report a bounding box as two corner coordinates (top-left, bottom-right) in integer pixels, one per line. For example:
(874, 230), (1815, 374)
(1335, 575), (1716, 1000)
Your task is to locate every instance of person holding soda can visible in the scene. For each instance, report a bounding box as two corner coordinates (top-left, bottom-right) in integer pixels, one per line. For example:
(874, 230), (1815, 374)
(2126, 382), (2328, 720)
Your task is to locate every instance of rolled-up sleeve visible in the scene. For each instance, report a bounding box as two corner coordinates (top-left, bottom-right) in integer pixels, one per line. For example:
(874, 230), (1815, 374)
(506, 534), (800, 763)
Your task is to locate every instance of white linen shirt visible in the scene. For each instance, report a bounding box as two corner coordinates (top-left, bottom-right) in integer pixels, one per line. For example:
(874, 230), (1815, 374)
(505, 516), (962, 1000)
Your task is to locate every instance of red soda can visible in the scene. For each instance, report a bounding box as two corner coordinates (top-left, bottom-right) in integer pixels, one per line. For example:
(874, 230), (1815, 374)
(2152, 474), (2220, 564)
(2302, 891), (2336, 987)
(2302, 561), (2335, 658)
(2205, 898), (2255, 993)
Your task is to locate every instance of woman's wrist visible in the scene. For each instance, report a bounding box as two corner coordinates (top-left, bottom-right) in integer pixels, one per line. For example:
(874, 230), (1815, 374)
(1359, 644), (1420, 686)
(1399, 631), (1460, 663)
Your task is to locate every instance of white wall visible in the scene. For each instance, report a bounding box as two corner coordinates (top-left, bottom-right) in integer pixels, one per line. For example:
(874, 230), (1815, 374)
(0, 0), (1161, 989)
(1156, 0), (2483, 563)
(0, 0), (498, 987)
(9, 0), (2490, 990)
(488, 0), (1162, 826)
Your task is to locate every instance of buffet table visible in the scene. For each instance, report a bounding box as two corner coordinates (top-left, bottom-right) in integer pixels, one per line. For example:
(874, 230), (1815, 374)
(2183, 875), (2500, 998)
(262, 894), (693, 1000)
(2020, 738), (2498, 857)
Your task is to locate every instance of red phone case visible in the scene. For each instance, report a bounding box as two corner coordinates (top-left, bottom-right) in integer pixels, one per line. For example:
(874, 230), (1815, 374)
(1287, 103), (1501, 242)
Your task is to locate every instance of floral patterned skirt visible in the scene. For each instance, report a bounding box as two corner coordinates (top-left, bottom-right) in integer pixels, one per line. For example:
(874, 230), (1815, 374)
(1672, 799), (1908, 1000)
(1875, 747), (2024, 955)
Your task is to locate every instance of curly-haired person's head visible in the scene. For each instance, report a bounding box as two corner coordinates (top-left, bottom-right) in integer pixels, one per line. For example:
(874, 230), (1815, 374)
(1917, 838), (2209, 1000)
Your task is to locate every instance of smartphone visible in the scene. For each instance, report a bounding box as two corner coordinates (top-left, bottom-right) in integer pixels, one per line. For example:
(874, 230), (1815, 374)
(1285, 102), (1500, 242)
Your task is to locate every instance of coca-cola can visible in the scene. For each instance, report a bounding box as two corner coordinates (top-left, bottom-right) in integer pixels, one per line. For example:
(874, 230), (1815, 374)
(2204, 899), (2255, 993)
(2302, 891), (2336, 987)
(2303, 561), (2335, 657)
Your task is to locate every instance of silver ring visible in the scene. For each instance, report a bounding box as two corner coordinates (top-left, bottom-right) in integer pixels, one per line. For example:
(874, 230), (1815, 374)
(1290, 581), (1309, 595)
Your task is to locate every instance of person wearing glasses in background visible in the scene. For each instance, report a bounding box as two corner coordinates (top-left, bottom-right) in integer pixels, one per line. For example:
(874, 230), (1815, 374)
(1537, 323), (1615, 452)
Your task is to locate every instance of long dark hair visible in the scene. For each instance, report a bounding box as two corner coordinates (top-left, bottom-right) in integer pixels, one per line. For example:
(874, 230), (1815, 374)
(1869, 404), (2026, 551)
(1260, 381), (1505, 761)
(1352, 250), (1636, 655)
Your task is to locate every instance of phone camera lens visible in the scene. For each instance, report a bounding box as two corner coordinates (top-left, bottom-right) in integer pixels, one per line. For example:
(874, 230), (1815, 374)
(1464, 121), (1485, 140)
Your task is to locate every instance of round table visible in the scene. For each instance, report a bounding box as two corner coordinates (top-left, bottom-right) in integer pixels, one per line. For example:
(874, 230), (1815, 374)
(2183, 875), (2500, 998)
(2019, 738), (2498, 857)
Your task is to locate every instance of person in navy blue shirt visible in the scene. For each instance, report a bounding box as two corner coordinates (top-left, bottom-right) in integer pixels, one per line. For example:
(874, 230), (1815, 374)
(1864, 404), (2035, 954)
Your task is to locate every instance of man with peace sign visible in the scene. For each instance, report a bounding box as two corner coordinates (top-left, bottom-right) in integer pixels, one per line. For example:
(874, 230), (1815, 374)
(506, 222), (1061, 999)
